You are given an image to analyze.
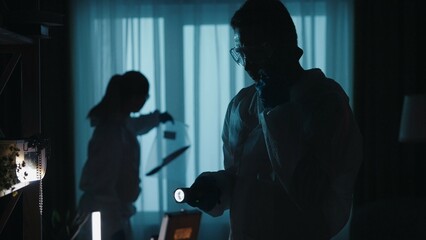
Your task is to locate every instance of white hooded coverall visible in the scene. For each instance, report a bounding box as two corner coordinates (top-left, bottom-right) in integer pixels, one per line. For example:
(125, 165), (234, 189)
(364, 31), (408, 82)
(200, 69), (363, 240)
(78, 111), (161, 240)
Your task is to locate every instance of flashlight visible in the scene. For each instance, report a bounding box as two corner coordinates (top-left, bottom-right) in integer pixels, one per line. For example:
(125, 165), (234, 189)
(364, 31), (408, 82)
(174, 188), (190, 203)
(173, 184), (220, 212)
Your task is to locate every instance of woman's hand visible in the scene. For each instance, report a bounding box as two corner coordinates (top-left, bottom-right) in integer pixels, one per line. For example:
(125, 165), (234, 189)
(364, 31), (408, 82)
(159, 111), (174, 124)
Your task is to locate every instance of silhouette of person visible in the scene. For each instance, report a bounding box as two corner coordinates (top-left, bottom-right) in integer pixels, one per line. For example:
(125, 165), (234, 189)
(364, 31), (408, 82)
(77, 71), (173, 240)
(186, 0), (363, 239)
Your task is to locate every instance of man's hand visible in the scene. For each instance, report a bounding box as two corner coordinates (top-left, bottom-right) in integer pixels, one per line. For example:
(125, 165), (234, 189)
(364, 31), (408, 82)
(186, 174), (221, 212)
(256, 69), (290, 109)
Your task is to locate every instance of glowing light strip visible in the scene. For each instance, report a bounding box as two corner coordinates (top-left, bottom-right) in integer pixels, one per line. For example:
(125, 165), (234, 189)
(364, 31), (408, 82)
(91, 211), (101, 240)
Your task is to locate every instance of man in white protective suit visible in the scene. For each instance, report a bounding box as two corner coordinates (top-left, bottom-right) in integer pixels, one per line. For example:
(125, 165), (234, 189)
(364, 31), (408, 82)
(185, 0), (363, 239)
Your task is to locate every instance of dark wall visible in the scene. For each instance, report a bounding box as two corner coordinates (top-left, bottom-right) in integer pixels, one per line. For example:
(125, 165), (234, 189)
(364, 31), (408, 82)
(1, 0), (74, 239)
(353, 0), (426, 204)
(39, 6), (75, 240)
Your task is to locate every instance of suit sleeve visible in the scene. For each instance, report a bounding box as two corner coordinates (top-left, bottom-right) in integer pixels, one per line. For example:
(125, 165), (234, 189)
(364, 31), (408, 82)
(198, 99), (236, 217)
(259, 91), (362, 237)
(128, 110), (161, 135)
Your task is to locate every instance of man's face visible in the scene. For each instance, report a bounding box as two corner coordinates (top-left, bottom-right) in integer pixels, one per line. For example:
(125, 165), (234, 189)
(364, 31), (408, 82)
(232, 27), (272, 82)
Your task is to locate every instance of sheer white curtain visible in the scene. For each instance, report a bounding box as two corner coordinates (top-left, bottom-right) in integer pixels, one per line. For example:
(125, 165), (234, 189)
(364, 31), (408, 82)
(71, 0), (353, 238)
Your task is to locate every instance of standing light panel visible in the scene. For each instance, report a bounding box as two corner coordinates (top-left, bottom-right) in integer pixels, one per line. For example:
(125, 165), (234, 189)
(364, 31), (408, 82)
(92, 211), (101, 240)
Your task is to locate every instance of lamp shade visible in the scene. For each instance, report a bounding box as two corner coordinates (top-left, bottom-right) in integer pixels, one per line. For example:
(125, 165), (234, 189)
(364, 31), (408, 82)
(399, 94), (426, 142)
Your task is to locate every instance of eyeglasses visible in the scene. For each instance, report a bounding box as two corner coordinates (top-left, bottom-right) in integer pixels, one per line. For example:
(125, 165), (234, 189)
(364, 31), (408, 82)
(230, 47), (246, 66)
(229, 45), (271, 67)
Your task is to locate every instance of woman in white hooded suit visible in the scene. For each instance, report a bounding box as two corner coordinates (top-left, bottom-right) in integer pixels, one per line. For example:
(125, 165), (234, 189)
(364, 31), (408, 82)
(78, 71), (173, 240)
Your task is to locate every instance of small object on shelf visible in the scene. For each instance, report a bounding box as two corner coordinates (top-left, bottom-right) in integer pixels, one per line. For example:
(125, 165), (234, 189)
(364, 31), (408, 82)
(0, 138), (48, 198)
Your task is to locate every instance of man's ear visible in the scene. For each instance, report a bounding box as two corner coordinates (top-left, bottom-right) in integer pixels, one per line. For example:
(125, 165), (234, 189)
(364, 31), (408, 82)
(261, 42), (276, 64)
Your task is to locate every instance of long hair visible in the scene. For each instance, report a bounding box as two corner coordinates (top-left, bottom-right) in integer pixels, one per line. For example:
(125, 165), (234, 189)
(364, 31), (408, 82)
(87, 71), (149, 126)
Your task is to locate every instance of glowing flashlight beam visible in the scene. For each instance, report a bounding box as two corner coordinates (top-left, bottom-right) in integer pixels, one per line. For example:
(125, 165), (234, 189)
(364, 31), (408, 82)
(92, 211), (101, 240)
